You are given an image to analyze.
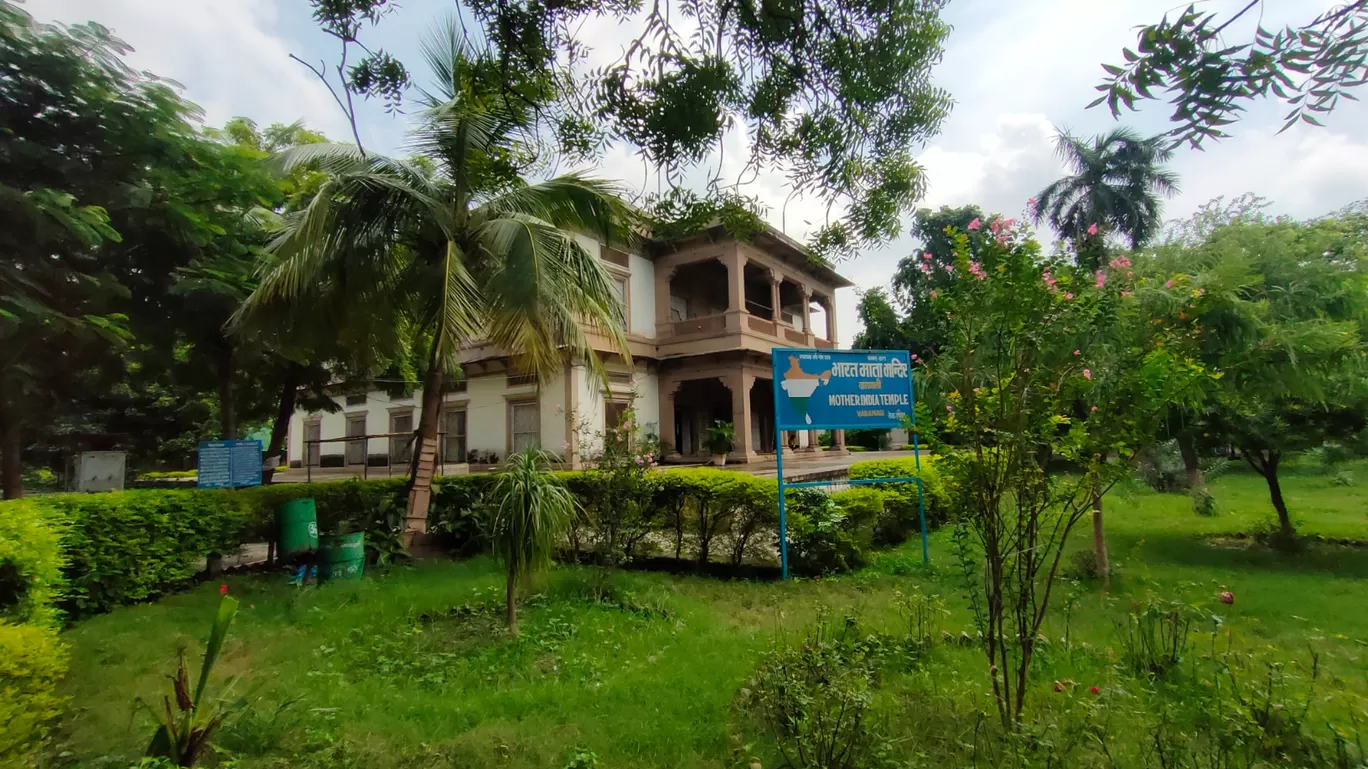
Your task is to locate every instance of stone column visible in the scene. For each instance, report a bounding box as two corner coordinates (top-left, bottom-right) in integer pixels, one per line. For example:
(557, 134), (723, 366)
(656, 266), (676, 339)
(832, 429), (848, 455)
(824, 295), (838, 342)
(727, 371), (755, 461)
(725, 248), (748, 332)
(659, 380), (678, 458)
(806, 429), (822, 453)
(800, 287), (814, 344)
(769, 270), (782, 322)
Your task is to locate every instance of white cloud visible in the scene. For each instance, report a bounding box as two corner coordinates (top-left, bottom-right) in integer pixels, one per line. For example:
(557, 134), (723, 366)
(26, 0), (354, 140)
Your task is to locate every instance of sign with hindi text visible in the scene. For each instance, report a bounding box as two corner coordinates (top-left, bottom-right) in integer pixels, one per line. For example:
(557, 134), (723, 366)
(771, 348), (913, 431)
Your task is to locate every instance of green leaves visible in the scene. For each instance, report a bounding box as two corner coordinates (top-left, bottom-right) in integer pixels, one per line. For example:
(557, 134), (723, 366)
(1093, 2), (1368, 147)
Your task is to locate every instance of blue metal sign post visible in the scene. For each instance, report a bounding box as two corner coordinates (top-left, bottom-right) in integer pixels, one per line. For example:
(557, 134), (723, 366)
(197, 439), (264, 489)
(771, 348), (928, 578)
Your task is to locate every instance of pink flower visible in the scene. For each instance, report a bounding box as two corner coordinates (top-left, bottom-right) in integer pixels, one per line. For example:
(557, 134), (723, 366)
(1095, 271), (1107, 288)
(968, 261), (986, 281)
(1165, 279), (1175, 289)
(1064, 292), (1073, 301)
(945, 404), (954, 412)
(1083, 369), (1092, 380)
(1121, 291), (1133, 298)
(1090, 405), (1098, 412)
(1127, 271), (1134, 279)
(1109, 255), (1132, 270)
(1090, 686), (1100, 695)
(1087, 223), (1099, 236)
(219, 584), (229, 596)
(1073, 350), (1081, 356)
(1004, 218), (1016, 228)
(1026, 198), (1037, 207)
(1218, 591), (1235, 605)
(945, 264), (954, 274)
(1042, 271), (1057, 290)
(923, 252), (933, 261)
(967, 218), (981, 231)
(910, 353), (918, 360)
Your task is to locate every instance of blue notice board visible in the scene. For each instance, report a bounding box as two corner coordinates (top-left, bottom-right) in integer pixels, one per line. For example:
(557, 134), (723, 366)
(770, 347), (927, 578)
(197, 439), (263, 489)
(772, 348), (913, 430)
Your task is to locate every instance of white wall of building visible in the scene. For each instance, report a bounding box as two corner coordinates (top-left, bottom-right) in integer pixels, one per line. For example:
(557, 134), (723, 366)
(287, 391), (418, 465)
(633, 366), (660, 438)
(539, 368), (570, 455)
(628, 252), (655, 338)
(464, 376), (513, 456)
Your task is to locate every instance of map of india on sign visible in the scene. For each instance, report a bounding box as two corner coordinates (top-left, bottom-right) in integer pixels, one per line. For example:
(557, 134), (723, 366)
(772, 348), (913, 431)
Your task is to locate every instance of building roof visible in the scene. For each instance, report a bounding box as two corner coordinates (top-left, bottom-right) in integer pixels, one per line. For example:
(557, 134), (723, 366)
(646, 221), (855, 290)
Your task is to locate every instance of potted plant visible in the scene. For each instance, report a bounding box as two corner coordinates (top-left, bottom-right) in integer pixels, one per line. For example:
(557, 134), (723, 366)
(706, 420), (735, 466)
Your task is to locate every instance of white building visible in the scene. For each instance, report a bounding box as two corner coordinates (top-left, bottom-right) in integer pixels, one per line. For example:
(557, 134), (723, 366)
(287, 224), (854, 470)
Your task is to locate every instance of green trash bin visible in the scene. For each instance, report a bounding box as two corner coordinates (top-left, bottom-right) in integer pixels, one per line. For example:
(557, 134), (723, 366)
(320, 532), (365, 581)
(277, 498), (319, 557)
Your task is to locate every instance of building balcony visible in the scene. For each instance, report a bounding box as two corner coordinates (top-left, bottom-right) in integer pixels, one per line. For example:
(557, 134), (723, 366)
(656, 309), (834, 359)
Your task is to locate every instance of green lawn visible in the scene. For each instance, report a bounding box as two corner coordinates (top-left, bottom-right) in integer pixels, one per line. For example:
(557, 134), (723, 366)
(49, 462), (1368, 768)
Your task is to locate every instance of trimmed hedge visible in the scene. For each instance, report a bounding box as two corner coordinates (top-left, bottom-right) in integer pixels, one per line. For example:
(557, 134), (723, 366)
(0, 621), (67, 761)
(0, 500), (69, 763)
(848, 456), (951, 545)
(0, 500), (64, 626)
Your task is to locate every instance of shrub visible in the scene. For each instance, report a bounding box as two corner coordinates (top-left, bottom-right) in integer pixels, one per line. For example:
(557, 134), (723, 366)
(0, 500), (64, 626)
(0, 621), (68, 761)
(740, 615), (888, 769)
(721, 475), (777, 566)
(40, 490), (253, 616)
(848, 457), (950, 544)
(786, 489), (867, 576)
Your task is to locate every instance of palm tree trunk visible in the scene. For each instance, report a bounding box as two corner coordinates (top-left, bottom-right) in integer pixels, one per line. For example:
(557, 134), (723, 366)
(506, 560), (519, 635)
(404, 365), (445, 544)
(0, 402), (22, 500)
(262, 363), (302, 484)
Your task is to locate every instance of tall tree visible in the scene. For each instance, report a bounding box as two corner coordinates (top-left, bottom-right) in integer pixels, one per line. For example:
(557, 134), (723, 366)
(1034, 127), (1179, 261)
(1159, 216), (1368, 545)
(0, 2), (204, 497)
(241, 24), (633, 540)
(301, 0), (955, 262)
(1095, 2), (1368, 147)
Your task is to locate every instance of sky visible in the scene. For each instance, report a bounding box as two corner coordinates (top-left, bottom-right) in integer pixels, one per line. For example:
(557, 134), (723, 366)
(26, 0), (1368, 347)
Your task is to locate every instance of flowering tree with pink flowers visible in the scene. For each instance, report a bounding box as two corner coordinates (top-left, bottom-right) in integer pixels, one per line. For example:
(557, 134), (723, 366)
(920, 214), (1206, 728)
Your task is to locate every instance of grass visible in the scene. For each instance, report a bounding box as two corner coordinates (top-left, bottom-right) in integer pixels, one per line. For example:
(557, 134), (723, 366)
(48, 462), (1368, 768)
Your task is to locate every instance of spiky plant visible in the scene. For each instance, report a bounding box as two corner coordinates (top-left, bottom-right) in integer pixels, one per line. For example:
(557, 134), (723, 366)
(490, 449), (575, 634)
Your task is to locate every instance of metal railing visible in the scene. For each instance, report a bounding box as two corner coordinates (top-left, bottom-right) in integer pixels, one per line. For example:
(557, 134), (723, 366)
(302, 431), (452, 482)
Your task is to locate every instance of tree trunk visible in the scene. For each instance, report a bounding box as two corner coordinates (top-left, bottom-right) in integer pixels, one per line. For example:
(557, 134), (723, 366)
(1177, 432), (1204, 490)
(217, 343), (236, 439)
(505, 561), (519, 635)
(262, 363), (302, 484)
(1262, 453), (1295, 543)
(404, 365), (445, 543)
(1091, 470), (1109, 584)
(0, 406), (21, 500)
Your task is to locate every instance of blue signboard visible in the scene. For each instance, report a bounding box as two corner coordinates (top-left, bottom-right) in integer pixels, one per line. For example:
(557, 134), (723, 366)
(770, 347), (927, 578)
(197, 439), (263, 489)
(772, 348), (913, 430)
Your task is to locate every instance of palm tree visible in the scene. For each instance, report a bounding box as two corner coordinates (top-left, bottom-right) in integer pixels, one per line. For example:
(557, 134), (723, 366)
(238, 22), (633, 540)
(1034, 127), (1179, 259)
(490, 449), (575, 634)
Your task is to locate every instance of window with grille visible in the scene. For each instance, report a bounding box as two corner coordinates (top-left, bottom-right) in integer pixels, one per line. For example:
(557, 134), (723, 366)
(510, 402), (540, 452)
(442, 409), (467, 463)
